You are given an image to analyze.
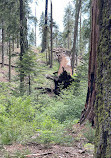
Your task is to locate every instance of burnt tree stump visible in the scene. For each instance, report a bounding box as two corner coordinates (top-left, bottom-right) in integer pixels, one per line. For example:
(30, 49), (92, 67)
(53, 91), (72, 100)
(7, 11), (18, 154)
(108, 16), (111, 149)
(53, 70), (74, 95)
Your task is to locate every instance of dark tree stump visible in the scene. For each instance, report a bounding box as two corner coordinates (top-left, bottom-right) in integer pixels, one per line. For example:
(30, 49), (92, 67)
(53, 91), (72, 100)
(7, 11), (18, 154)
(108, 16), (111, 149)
(53, 70), (74, 95)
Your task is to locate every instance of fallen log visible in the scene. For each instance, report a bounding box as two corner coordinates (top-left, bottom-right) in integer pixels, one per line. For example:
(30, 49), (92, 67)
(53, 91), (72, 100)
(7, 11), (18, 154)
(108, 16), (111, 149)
(0, 63), (17, 68)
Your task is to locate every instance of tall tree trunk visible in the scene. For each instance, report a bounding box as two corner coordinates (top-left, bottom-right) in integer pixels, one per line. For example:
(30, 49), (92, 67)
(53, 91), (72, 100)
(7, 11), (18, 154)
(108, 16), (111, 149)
(80, 0), (99, 126)
(12, 35), (14, 51)
(19, 0), (25, 94)
(68, 13), (70, 49)
(35, 5), (37, 46)
(7, 41), (9, 55)
(80, 0), (111, 157)
(1, 21), (4, 67)
(9, 38), (11, 82)
(17, 33), (19, 48)
(50, 1), (53, 68)
(41, 0), (48, 52)
(79, 10), (82, 55)
(71, 0), (81, 74)
(94, 0), (111, 157)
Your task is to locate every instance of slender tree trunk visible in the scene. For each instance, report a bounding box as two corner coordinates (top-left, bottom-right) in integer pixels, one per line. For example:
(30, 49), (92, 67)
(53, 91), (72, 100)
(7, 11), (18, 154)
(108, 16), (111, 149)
(68, 13), (70, 49)
(12, 35), (14, 51)
(71, 0), (81, 75)
(46, 49), (48, 64)
(9, 39), (11, 82)
(35, 5), (37, 46)
(48, 46), (50, 65)
(20, 0), (25, 94)
(28, 75), (31, 95)
(7, 41), (9, 55)
(1, 21), (4, 67)
(17, 33), (19, 48)
(79, 10), (82, 55)
(41, 0), (48, 52)
(50, 1), (53, 68)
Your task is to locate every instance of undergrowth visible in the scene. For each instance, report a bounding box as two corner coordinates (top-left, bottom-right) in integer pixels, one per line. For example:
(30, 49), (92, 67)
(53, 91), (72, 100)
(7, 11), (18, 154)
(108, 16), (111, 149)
(0, 52), (89, 146)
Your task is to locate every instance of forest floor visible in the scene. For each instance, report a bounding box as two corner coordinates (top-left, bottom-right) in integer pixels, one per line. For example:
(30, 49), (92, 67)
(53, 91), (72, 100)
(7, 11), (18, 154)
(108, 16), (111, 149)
(0, 47), (94, 157)
(0, 124), (94, 158)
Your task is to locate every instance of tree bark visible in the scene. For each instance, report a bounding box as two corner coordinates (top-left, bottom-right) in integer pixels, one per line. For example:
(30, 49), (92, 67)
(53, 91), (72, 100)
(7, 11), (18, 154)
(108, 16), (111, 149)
(35, 5), (37, 46)
(50, 1), (53, 68)
(19, 0), (25, 94)
(80, 0), (111, 157)
(71, 0), (81, 74)
(1, 21), (4, 67)
(94, 0), (111, 157)
(9, 38), (11, 82)
(28, 75), (31, 95)
(17, 33), (19, 48)
(80, 0), (99, 126)
(41, 0), (48, 52)
(12, 35), (15, 51)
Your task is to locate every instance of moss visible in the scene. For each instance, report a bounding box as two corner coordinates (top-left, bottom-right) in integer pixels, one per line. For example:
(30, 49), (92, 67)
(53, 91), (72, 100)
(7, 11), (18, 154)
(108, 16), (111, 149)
(94, 0), (111, 157)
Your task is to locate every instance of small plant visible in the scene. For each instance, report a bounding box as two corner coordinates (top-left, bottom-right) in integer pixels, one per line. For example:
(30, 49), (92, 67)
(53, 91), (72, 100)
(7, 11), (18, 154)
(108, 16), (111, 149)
(83, 121), (95, 143)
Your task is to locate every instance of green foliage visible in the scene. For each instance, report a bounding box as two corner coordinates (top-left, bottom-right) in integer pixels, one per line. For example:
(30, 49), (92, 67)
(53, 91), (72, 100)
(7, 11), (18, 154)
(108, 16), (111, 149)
(0, 48), (88, 146)
(83, 121), (95, 143)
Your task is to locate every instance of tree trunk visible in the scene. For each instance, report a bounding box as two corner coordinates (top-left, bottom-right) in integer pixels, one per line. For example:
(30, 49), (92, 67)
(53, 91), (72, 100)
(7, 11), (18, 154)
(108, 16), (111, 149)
(41, 0), (48, 52)
(17, 33), (19, 48)
(71, 0), (81, 74)
(50, 1), (53, 68)
(68, 13), (70, 49)
(79, 10), (82, 55)
(9, 39), (11, 82)
(28, 75), (31, 95)
(35, 5), (37, 46)
(1, 21), (4, 67)
(80, 0), (99, 126)
(19, 0), (25, 94)
(80, 0), (111, 157)
(94, 0), (111, 157)
(12, 36), (14, 51)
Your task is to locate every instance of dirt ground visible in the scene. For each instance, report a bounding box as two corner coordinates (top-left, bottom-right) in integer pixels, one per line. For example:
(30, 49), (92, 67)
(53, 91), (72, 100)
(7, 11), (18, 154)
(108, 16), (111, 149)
(0, 124), (94, 158)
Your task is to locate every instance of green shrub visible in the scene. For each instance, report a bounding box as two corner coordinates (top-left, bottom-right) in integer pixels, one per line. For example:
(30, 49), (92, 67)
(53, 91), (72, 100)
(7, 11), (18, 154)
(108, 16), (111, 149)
(83, 121), (95, 143)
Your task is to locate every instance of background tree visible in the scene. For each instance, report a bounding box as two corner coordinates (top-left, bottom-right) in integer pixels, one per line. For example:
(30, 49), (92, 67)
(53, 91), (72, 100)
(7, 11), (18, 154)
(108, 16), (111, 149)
(50, 1), (53, 68)
(41, 0), (48, 52)
(71, 0), (81, 74)
(34, 1), (37, 46)
(1, 21), (4, 67)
